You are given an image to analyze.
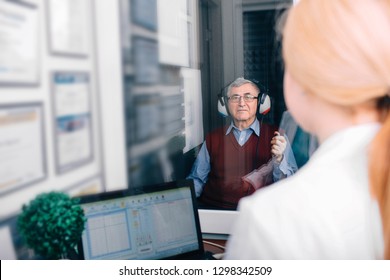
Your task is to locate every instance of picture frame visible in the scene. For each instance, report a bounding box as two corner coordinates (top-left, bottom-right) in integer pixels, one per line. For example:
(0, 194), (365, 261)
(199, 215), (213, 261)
(51, 71), (93, 174)
(67, 174), (104, 197)
(0, 0), (39, 86)
(0, 103), (47, 196)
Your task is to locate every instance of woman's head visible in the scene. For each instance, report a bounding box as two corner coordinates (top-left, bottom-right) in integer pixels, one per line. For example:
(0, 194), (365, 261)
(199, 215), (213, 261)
(282, 0), (390, 112)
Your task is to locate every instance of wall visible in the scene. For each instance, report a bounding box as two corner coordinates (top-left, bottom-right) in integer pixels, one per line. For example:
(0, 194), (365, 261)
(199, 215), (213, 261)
(0, 0), (127, 259)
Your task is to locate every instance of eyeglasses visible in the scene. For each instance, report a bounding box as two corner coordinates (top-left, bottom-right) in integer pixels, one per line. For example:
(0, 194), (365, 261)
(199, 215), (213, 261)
(228, 94), (259, 103)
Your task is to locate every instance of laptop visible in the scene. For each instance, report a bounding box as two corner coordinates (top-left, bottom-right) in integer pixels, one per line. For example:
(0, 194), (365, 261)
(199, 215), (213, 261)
(76, 180), (214, 260)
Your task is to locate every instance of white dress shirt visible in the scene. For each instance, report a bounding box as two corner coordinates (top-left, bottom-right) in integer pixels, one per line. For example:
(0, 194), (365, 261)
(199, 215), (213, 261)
(225, 123), (384, 259)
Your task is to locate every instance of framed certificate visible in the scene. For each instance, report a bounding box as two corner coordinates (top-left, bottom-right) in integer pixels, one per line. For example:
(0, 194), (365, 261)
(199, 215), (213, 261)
(47, 0), (89, 57)
(0, 1), (39, 85)
(0, 103), (46, 196)
(67, 175), (104, 197)
(51, 71), (93, 174)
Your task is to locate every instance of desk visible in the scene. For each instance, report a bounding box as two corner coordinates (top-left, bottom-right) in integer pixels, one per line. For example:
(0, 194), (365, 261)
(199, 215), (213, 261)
(203, 239), (226, 257)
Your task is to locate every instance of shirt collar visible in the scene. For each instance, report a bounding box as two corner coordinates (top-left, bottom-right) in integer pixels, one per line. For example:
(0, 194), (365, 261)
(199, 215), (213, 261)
(226, 119), (260, 136)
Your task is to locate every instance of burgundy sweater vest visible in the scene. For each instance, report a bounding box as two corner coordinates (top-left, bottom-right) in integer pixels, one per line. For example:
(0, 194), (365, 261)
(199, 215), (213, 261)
(200, 123), (276, 209)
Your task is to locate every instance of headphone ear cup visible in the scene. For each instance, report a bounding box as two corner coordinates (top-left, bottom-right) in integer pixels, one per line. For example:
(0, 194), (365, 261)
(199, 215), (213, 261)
(218, 94), (229, 117)
(258, 94), (271, 115)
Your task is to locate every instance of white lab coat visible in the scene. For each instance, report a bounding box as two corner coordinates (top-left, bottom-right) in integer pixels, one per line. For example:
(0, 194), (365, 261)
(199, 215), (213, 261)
(225, 123), (384, 259)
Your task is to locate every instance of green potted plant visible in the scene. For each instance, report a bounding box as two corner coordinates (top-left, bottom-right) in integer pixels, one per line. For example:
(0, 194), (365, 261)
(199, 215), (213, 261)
(17, 191), (86, 259)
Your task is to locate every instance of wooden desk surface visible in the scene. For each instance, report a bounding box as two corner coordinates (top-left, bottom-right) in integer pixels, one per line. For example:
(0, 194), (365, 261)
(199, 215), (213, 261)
(203, 239), (226, 255)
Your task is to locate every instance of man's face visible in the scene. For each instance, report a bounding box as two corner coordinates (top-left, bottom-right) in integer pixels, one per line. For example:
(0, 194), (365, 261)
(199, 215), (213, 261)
(227, 83), (259, 127)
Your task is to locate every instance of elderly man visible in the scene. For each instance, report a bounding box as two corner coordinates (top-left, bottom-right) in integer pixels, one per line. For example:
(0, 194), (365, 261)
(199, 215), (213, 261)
(188, 77), (297, 209)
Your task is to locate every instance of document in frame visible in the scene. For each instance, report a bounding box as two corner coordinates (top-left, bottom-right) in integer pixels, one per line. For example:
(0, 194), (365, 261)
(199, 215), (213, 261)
(0, 104), (46, 196)
(52, 72), (93, 173)
(67, 175), (103, 197)
(0, 1), (39, 85)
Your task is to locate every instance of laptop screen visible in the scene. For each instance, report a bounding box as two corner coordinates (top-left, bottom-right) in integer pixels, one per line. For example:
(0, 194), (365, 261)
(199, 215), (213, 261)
(77, 181), (204, 260)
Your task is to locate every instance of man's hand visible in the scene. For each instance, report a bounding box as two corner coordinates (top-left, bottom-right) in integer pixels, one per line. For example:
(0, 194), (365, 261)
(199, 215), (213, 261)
(271, 131), (287, 163)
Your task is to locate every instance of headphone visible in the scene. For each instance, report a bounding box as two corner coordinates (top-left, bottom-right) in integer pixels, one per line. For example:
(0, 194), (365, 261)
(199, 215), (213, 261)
(217, 80), (271, 117)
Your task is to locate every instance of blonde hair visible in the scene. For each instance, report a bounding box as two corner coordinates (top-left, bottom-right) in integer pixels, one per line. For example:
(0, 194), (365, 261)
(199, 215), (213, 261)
(283, 0), (390, 259)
